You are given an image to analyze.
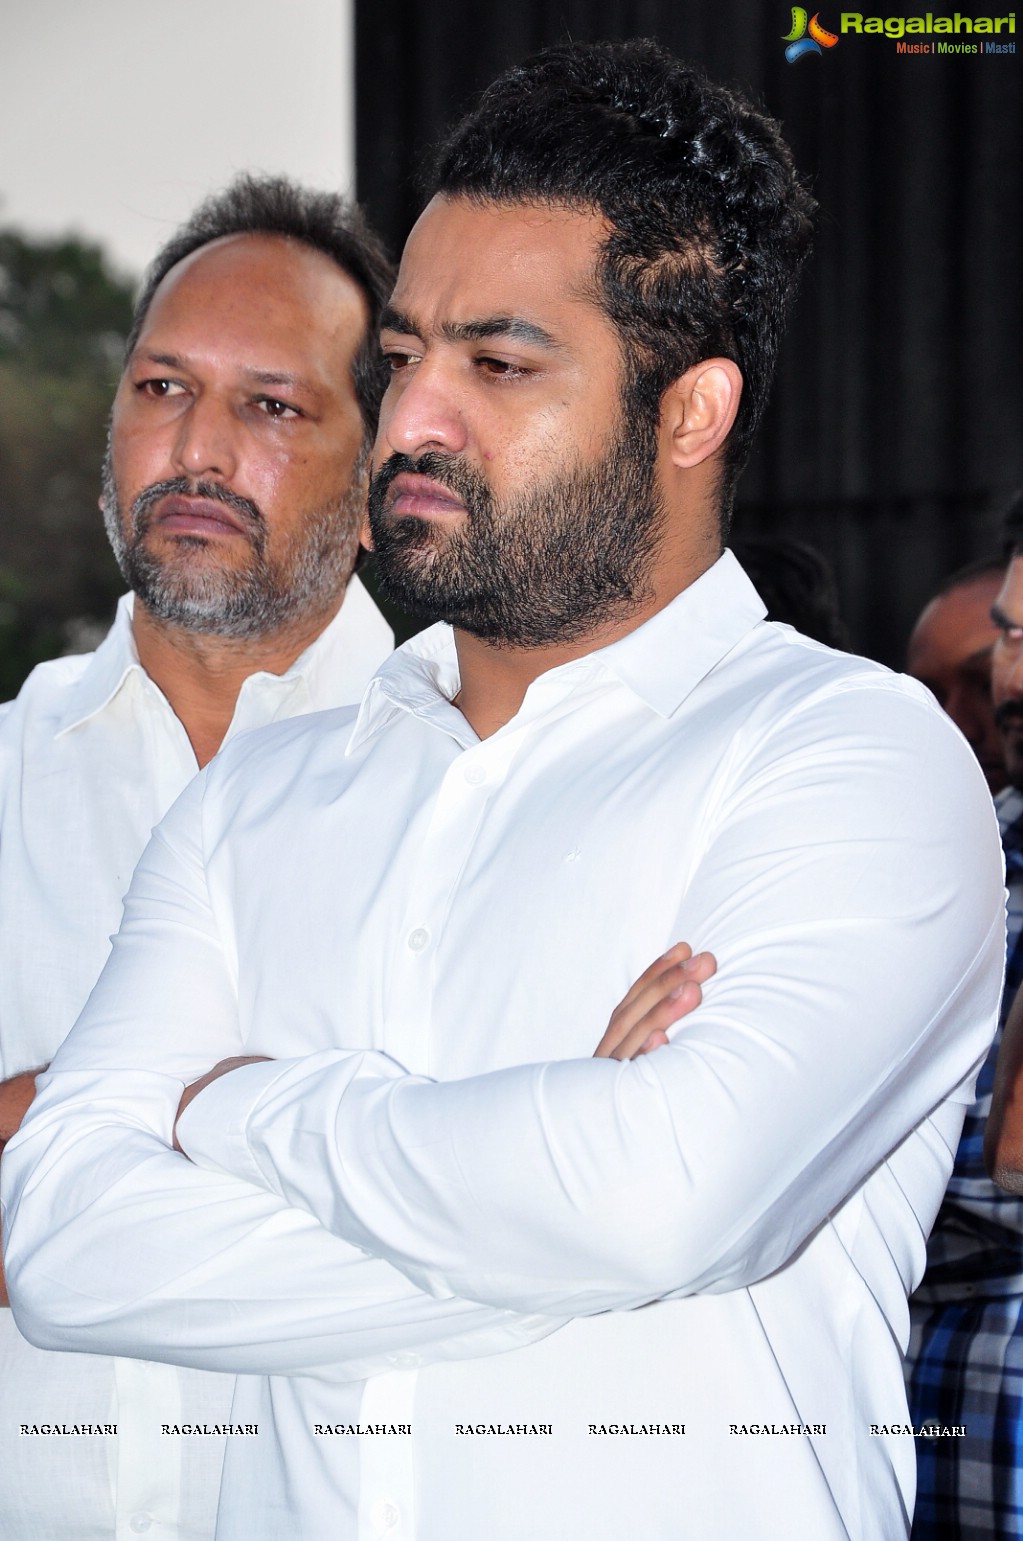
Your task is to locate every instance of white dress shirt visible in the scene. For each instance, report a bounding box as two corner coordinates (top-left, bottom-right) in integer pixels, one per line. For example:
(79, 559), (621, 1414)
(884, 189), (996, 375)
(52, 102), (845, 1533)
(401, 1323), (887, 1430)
(0, 575), (391, 1541)
(3, 552), (1006, 1541)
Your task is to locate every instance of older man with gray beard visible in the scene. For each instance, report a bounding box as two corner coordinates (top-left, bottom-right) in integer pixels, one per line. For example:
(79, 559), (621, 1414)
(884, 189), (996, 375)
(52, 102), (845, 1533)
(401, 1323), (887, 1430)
(0, 174), (394, 1541)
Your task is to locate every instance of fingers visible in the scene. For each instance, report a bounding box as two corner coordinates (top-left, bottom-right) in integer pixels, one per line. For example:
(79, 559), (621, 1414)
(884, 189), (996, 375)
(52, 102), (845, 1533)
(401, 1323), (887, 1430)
(593, 944), (717, 1060)
(608, 941), (693, 1017)
(602, 975), (703, 1061)
(678, 950), (716, 987)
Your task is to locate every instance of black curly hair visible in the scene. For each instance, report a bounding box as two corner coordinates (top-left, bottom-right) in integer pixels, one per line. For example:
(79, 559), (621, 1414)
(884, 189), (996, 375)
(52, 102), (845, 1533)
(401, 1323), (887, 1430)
(125, 174), (395, 440)
(430, 39), (816, 525)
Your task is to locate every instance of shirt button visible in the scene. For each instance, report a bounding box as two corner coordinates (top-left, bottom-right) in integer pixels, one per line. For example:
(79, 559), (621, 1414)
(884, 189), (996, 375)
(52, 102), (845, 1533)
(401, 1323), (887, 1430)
(370, 1498), (400, 1532)
(464, 764), (485, 785)
(407, 927), (430, 952)
(129, 1517), (153, 1535)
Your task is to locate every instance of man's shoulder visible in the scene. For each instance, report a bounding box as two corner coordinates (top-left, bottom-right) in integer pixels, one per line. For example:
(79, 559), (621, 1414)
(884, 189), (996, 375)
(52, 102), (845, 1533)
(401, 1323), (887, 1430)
(0, 653), (96, 749)
(725, 620), (946, 734)
(716, 621), (993, 816)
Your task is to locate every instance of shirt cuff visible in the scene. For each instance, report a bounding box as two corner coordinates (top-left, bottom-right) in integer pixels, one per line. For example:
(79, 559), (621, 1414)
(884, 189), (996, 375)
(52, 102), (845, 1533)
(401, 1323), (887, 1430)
(176, 1057), (307, 1189)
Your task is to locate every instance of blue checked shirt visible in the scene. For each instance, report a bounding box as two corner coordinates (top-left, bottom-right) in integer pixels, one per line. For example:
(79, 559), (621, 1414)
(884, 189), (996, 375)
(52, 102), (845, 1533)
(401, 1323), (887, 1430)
(914, 787), (1023, 1301)
(907, 786), (1023, 1540)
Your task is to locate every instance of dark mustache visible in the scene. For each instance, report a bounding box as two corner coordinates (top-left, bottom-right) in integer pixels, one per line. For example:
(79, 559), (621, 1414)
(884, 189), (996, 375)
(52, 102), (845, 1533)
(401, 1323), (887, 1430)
(368, 452), (487, 509)
(132, 477), (265, 536)
(995, 700), (1023, 731)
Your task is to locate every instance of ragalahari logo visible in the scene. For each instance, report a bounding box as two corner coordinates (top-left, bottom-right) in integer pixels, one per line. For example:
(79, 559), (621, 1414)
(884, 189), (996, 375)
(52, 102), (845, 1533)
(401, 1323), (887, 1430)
(783, 8), (841, 59)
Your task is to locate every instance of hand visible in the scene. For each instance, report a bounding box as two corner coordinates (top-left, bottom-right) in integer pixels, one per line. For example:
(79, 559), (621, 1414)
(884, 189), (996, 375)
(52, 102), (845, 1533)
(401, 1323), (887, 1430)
(593, 943), (717, 1061)
(174, 1056), (272, 1153)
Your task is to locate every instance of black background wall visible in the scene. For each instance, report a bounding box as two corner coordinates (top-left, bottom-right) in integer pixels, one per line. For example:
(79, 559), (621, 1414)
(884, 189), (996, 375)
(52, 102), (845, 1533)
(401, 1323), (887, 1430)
(354, 1), (1021, 664)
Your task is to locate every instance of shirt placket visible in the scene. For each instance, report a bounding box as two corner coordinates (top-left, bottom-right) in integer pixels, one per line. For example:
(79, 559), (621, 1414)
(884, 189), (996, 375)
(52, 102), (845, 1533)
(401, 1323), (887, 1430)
(382, 732), (517, 1077)
(356, 1371), (418, 1541)
(138, 678), (200, 811)
(113, 1361), (182, 1540)
(351, 731), (519, 1540)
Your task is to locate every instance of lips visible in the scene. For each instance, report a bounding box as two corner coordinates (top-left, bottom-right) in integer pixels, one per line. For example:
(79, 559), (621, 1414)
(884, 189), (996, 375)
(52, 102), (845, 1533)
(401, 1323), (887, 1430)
(387, 472), (467, 520)
(150, 494), (251, 539)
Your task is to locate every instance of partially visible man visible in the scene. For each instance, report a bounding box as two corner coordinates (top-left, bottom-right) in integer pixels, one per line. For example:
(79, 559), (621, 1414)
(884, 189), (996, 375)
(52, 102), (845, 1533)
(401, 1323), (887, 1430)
(729, 534), (848, 648)
(907, 556), (1007, 796)
(986, 527), (1023, 1182)
(4, 42), (1005, 1541)
(907, 507), (1023, 1540)
(0, 175), (394, 1540)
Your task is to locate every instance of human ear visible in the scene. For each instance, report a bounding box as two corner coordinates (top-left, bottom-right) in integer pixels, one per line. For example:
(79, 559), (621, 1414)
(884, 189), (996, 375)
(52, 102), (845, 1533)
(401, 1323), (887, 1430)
(663, 359), (743, 470)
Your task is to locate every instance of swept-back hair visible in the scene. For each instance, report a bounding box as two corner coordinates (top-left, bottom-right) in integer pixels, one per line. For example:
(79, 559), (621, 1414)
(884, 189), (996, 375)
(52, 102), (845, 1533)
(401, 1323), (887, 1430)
(430, 39), (816, 524)
(126, 174), (395, 437)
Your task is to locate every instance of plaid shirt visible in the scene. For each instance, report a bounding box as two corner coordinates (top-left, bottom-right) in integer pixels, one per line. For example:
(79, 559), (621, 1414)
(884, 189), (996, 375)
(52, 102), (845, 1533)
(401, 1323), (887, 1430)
(907, 786), (1023, 1538)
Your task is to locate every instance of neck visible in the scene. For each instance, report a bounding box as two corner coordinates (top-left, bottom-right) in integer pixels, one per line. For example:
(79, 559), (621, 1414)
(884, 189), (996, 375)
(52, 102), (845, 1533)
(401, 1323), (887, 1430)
(452, 544), (719, 739)
(131, 597), (342, 767)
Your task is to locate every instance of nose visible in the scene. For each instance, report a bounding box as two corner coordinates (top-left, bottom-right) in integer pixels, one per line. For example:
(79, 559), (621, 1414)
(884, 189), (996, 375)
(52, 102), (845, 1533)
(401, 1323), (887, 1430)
(381, 360), (469, 459)
(170, 393), (239, 482)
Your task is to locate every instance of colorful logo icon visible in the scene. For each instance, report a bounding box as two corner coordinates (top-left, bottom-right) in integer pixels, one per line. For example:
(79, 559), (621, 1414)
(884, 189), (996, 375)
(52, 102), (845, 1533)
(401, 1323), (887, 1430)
(783, 8), (840, 60)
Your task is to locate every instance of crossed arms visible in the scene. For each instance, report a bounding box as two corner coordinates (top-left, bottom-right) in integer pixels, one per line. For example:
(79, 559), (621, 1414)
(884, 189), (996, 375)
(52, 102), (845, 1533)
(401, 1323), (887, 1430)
(1, 683), (1006, 1377)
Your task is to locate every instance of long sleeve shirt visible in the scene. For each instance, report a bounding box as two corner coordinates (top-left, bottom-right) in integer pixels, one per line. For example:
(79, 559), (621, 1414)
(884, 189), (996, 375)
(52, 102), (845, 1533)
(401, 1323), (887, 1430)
(0, 576), (392, 1541)
(3, 552), (1006, 1541)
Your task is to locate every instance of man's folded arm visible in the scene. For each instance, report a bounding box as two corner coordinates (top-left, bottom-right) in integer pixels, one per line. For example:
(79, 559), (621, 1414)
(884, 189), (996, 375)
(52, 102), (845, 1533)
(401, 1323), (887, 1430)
(0, 774), (560, 1375)
(4, 687), (1007, 1336)
(177, 686), (1006, 1314)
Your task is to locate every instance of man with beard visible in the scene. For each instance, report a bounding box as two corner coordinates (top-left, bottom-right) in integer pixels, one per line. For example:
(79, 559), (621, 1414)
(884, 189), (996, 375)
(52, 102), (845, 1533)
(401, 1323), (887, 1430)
(909, 497), (1023, 1540)
(0, 175), (394, 1540)
(2, 41), (1006, 1541)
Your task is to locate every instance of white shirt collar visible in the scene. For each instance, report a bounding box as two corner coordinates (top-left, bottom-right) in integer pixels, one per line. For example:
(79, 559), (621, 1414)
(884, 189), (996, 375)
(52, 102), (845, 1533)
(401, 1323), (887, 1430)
(54, 594), (142, 737)
(55, 574), (392, 740)
(347, 550), (766, 754)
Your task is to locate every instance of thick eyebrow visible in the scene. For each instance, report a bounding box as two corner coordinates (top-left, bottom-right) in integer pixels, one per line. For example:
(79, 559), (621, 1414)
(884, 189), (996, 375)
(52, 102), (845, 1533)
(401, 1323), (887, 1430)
(379, 305), (419, 337)
(992, 603), (1022, 630)
(380, 305), (561, 352)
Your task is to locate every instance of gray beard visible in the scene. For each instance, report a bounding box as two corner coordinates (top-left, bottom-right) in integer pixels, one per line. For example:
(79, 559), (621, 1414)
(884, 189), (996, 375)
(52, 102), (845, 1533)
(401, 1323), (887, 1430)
(101, 446), (364, 640)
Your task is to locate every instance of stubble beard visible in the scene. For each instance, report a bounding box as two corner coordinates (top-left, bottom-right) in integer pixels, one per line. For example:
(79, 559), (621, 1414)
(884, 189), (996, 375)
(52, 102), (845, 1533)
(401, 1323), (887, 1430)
(101, 444), (365, 640)
(366, 418), (665, 649)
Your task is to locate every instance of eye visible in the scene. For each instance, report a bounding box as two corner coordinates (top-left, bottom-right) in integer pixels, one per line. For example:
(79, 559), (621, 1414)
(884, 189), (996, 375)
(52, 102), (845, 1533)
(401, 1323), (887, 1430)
(383, 349), (420, 373)
(476, 355), (529, 379)
(136, 378), (187, 399)
(254, 396), (300, 420)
